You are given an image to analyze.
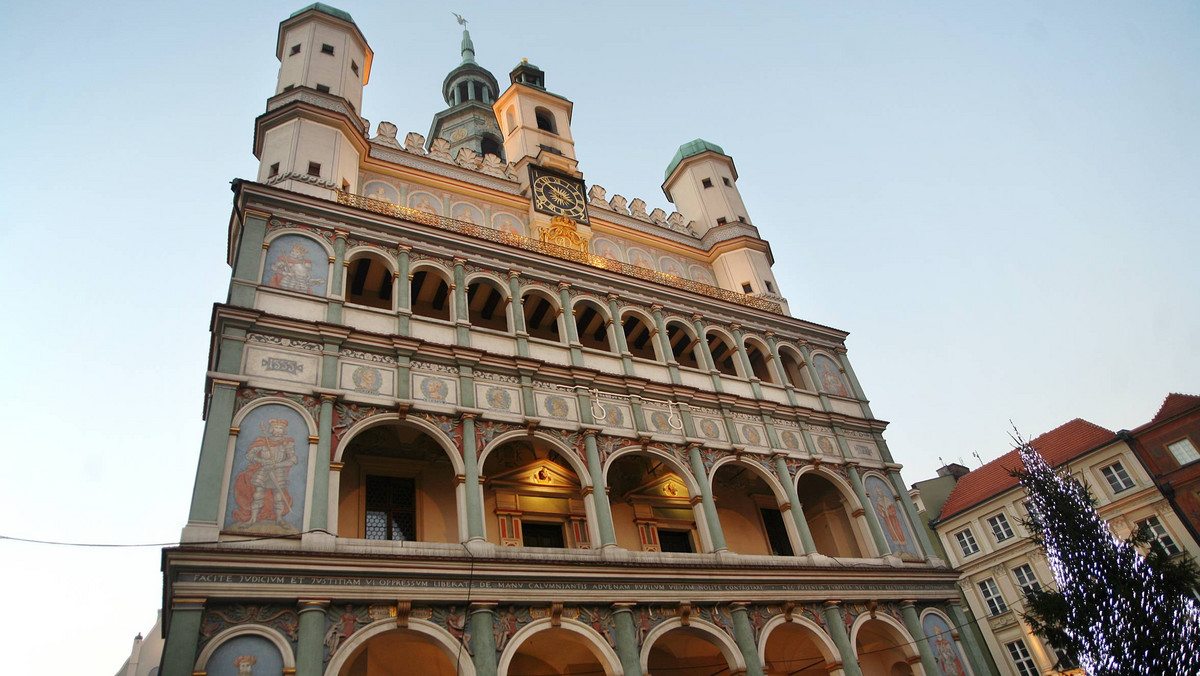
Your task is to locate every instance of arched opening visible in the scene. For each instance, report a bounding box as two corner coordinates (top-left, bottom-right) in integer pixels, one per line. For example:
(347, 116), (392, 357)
(410, 268), (451, 321)
(744, 339), (776, 383)
(608, 453), (699, 553)
(480, 135), (503, 160)
(711, 464), (793, 556)
(521, 290), (561, 342)
(338, 627), (458, 676)
(574, 301), (613, 352)
(647, 626), (735, 676)
(345, 252), (394, 310)
(467, 279), (510, 332)
(763, 622), (837, 676)
(482, 439), (590, 549)
(856, 619), (918, 676)
(504, 626), (610, 675)
(795, 473), (865, 558)
(706, 331), (741, 377)
(534, 107), (557, 133)
(621, 311), (658, 361)
(337, 423), (459, 543)
(778, 347), (812, 390)
(666, 322), (702, 369)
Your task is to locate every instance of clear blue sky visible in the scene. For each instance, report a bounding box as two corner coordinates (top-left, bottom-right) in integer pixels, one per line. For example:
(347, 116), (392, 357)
(1, 2), (1197, 673)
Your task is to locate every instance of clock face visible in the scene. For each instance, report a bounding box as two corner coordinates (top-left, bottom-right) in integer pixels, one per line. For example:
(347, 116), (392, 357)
(530, 170), (589, 223)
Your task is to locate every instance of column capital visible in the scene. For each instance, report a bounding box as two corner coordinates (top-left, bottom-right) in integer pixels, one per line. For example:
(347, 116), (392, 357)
(396, 243), (413, 252)
(171, 597), (207, 610)
(508, 269), (521, 279)
(333, 229), (350, 241)
(557, 281), (572, 291)
(822, 600), (842, 609)
(899, 599), (918, 609)
(298, 599), (331, 613)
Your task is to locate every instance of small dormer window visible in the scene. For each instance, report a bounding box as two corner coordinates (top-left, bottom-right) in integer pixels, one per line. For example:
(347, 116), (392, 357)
(290, 44), (301, 56)
(316, 84), (330, 93)
(351, 60), (359, 76)
(716, 217), (727, 225)
(722, 177), (732, 187)
(268, 162), (279, 177)
(741, 282), (753, 293)
(535, 107), (557, 133)
(701, 178), (713, 189)
(321, 43), (335, 55)
(307, 162), (321, 177)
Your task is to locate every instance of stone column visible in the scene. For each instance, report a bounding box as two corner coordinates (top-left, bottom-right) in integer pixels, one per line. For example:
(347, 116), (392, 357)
(584, 429), (617, 547)
(296, 599), (329, 676)
(889, 471), (935, 558)
(395, 244), (411, 334)
(948, 599), (998, 676)
(773, 454), (816, 553)
(229, 210), (269, 307)
(611, 604), (643, 676)
(470, 603), (498, 676)
(730, 603), (765, 676)
(453, 257), (470, 345)
(509, 270), (528, 357)
(461, 414), (485, 540)
(690, 314), (724, 393)
(822, 602), (862, 676)
(327, 230), (348, 324)
(846, 463), (890, 557)
(558, 283), (583, 366)
(606, 294), (635, 375)
(834, 347), (873, 417)
(687, 444), (727, 552)
(729, 324), (763, 399)
(159, 597), (205, 676)
(308, 394), (336, 532)
(764, 332), (799, 406)
(651, 304), (681, 385)
(900, 601), (939, 676)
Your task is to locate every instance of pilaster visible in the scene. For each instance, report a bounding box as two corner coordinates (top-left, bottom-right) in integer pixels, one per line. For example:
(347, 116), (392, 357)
(230, 210), (269, 307)
(900, 601), (939, 676)
(729, 603), (765, 676)
(583, 429), (617, 547)
(159, 597), (206, 676)
(469, 603), (498, 676)
(611, 603), (643, 675)
(822, 601), (862, 676)
(688, 443), (726, 552)
(462, 413), (485, 540)
(296, 599), (330, 676)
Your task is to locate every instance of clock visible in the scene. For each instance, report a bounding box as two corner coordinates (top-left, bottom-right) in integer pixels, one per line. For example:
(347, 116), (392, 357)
(529, 166), (589, 224)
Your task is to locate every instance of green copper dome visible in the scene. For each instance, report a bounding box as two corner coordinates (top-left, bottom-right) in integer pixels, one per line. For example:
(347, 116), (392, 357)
(664, 139), (727, 180)
(290, 3), (355, 24)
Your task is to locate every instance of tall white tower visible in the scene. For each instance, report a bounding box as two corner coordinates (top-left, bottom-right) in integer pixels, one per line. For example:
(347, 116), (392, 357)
(493, 60), (580, 191)
(253, 3), (373, 198)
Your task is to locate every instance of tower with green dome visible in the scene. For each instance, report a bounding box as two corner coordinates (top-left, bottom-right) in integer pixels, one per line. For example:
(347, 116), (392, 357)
(427, 17), (505, 161)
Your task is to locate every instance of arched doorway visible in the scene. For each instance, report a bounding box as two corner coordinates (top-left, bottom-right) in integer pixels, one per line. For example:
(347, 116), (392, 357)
(855, 618), (918, 676)
(607, 451), (702, 553)
(646, 625), (740, 676)
(762, 621), (839, 676)
(481, 438), (591, 548)
(711, 462), (794, 556)
(795, 473), (866, 557)
(501, 624), (616, 675)
(337, 627), (461, 676)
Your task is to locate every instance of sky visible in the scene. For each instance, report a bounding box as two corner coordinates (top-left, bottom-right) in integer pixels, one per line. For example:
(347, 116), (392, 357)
(0, 1), (1197, 673)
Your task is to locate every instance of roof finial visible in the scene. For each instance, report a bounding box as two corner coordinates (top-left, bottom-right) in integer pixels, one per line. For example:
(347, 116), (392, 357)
(452, 12), (476, 64)
(452, 12), (467, 26)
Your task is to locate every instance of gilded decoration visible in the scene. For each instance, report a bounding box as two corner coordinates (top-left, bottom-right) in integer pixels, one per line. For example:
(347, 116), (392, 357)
(538, 215), (590, 253)
(336, 191), (784, 314)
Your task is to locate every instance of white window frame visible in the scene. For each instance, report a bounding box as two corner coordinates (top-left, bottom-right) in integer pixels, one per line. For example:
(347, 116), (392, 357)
(978, 577), (1008, 615)
(1012, 563), (1041, 596)
(1006, 639), (1039, 676)
(1100, 461), (1135, 494)
(1167, 438), (1199, 466)
(1137, 515), (1181, 556)
(988, 512), (1015, 542)
(955, 528), (980, 557)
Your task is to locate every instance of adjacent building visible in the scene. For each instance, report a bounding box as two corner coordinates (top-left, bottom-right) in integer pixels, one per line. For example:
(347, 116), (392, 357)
(150, 5), (993, 676)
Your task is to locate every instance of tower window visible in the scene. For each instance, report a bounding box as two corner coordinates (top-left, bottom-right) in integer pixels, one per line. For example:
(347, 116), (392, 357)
(722, 177), (732, 187)
(321, 43), (335, 55)
(316, 84), (330, 93)
(534, 107), (557, 133)
(289, 44), (301, 56)
(765, 280), (774, 293)
(268, 162), (279, 177)
(341, 179), (350, 192)
(283, 84), (294, 91)
(307, 162), (321, 177)
(716, 217), (727, 225)
(701, 178), (713, 188)
(741, 282), (753, 293)
(737, 215), (746, 223)
(351, 60), (359, 76)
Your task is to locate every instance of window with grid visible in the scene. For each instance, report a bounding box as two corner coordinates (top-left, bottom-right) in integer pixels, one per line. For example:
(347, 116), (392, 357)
(365, 475), (415, 541)
(1012, 563), (1041, 596)
(1006, 640), (1039, 676)
(1100, 462), (1135, 494)
(988, 513), (1015, 542)
(1137, 516), (1181, 556)
(955, 528), (980, 557)
(1168, 439), (1199, 466)
(978, 577), (1008, 615)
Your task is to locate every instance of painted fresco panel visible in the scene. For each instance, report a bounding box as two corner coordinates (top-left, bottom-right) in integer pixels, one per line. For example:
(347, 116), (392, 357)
(536, 392), (578, 421)
(778, 429), (803, 451)
(739, 423), (766, 447)
(408, 191), (441, 214)
(864, 475), (920, 559)
(363, 180), (399, 204)
(812, 354), (849, 397)
(338, 362), (395, 396)
(850, 441), (879, 460)
(597, 402), (633, 430)
(644, 407), (682, 435)
(452, 202), (484, 224)
(224, 404), (310, 535)
(261, 234), (327, 296)
(922, 613), (970, 676)
(244, 347), (319, 385)
(477, 383), (522, 414)
(690, 265), (715, 285)
(206, 634), (285, 676)
(627, 248), (655, 270)
(492, 212), (525, 236)
(812, 434), (840, 457)
(695, 416), (726, 442)
(591, 237), (623, 261)
(659, 256), (685, 278)
(411, 373), (457, 405)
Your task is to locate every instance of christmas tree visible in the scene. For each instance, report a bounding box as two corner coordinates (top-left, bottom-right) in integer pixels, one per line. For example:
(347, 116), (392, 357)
(1014, 436), (1200, 675)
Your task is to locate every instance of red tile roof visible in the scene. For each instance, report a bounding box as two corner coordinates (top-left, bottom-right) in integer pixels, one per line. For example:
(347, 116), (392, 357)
(938, 418), (1115, 521)
(1133, 393), (1200, 432)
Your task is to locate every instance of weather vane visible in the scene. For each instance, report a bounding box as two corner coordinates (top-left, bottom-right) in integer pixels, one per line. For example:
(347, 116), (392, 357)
(452, 12), (467, 27)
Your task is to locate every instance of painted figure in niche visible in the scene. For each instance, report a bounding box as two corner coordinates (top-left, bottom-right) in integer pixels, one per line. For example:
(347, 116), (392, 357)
(922, 614), (968, 676)
(595, 240), (620, 261)
(661, 258), (683, 278)
(781, 431), (800, 450)
(545, 395), (570, 418)
(231, 419), (299, 532)
(690, 266), (715, 285)
(367, 184), (395, 203)
(629, 249), (653, 269)
(322, 605), (359, 658)
(813, 355), (849, 397)
(602, 404), (624, 426)
(495, 214), (522, 236)
(817, 436), (837, 455)
(866, 476), (918, 557)
(421, 377), (450, 401)
(649, 411), (670, 433)
(265, 238), (326, 295)
(351, 366), (382, 393)
(486, 387), (512, 410)
(233, 655), (256, 676)
(699, 419), (720, 439)
(455, 206), (477, 224)
(742, 425), (761, 445)
(412, 195), (438, 214)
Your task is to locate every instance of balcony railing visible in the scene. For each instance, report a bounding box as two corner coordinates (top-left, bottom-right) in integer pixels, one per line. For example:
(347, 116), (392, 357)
(336, 191), (784, 314)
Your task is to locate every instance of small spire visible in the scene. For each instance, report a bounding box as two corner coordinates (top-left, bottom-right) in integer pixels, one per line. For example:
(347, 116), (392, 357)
(453, 12), (475, 64)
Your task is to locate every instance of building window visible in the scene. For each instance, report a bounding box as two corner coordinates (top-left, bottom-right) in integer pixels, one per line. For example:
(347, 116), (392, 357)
(716, 217), (727, 225)
(307, 162), (321, 176)
(283, 84), (295, 91)
(658, 529), (693, 553)
(978, 577), (1008, 615)
(737, 215), (746, 223)
(722, 176), (732, 187)
(765, 280), (774, 293)
(341, 179), (350, 192)
(760, 508), (794, 556)
(534, 107), (557, 133)
(988, 513), (1014, 542)
(1012, 563), (1041, 596)
(316, 83), (331, 93)
(522, 522), (565, 548)
(1101, 461), (1135, 494)
(1137, 516), (1181, 556)
(364, 475), (415, 541)
(268, 162), (279, 177)
(321, 43), (335, 55)
(1167, 439), (1199, 466)
(1006, 640), (1039, 676)
(955, 528), (980, 557)
(741, 282), (753, 293)
(289, 44), (301, 56)
(701, 178), (713, 188)
(351, 60), (359, 76)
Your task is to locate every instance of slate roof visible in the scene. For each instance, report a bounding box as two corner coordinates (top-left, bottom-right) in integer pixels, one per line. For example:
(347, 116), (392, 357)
(938, 418), (1116, 521)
